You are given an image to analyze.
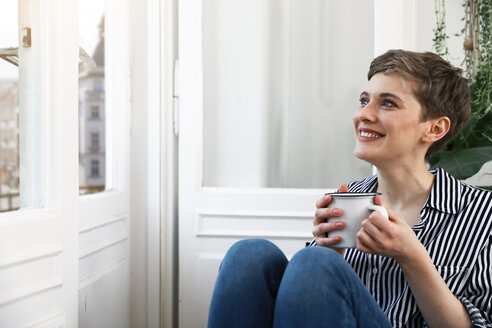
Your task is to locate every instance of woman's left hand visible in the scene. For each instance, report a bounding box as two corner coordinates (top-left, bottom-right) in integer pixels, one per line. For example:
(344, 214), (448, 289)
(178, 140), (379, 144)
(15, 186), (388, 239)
(355, 195), (423, 264)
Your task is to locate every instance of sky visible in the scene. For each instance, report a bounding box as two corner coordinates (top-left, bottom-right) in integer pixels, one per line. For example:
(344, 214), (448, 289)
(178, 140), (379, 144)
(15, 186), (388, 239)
(0, 0), (104, 81)
(79, 0), (105, 57)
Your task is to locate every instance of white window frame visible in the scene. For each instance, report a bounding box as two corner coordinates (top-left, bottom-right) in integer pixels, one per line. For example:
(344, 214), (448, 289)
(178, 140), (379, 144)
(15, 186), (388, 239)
(10, 0), (80, 215)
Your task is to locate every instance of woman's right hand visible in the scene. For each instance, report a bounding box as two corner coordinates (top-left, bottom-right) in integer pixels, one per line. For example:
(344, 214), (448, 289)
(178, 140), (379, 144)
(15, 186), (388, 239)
(312, 184), (349, 253)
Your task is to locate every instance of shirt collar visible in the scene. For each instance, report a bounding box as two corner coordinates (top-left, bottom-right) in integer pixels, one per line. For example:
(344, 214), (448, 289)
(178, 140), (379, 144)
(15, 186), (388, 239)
(425, 167), (462, 214)
(365, 167), (462, 215)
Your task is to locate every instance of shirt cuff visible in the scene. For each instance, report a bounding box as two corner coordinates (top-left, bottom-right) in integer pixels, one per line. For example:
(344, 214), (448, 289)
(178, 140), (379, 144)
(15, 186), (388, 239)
(458, 296), (491, 327)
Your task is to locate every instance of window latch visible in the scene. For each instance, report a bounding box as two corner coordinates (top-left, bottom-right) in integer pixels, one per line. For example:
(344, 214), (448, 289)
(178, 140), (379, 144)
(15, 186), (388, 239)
(22, 28), (31, 48)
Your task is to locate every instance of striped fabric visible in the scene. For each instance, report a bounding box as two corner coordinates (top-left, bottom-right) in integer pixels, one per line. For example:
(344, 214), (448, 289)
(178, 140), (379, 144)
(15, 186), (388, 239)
(310, 168), (492, 327)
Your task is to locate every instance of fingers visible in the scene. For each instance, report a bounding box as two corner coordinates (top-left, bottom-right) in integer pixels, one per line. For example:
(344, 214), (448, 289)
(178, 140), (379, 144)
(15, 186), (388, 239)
(372, 195), (403, 225)
(371, 195), (402, 227)
(356, 229), (375, 254)
(366, 210), (390, 231)
(312, 221), (345, 247)
(384, 206), (405, 224)
(358, 212), (390, 253)
(313, 207), (342, 225)
(313, 221), (345, 236)
(316, 235), (343, 248)
(316, 183), (348, 208)
(361, 209), (400, 244)
(361, 216), (385, 240)
(312, 183), (349, 249)
(315, 194), (332, 209)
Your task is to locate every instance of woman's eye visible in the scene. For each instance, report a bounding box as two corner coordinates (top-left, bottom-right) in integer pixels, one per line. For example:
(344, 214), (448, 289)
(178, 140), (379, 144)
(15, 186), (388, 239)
(382, 99), (397, 108)
(359, 97), (369, 106)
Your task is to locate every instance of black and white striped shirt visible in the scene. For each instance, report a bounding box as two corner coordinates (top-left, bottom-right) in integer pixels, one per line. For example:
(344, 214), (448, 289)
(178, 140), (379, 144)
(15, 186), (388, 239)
(311, 168), (492, 327)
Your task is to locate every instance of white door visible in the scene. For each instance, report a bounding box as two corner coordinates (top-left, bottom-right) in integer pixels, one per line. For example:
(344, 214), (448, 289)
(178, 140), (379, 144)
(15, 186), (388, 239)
(77, 0), (131, 326)
(178, 0), (450, 326)
(0, 0), (79, 326)
(178, 1), (374, 327)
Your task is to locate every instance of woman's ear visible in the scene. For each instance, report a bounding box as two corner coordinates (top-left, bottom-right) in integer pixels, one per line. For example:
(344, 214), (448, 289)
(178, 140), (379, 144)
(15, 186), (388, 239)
(422, 116), (451, 143)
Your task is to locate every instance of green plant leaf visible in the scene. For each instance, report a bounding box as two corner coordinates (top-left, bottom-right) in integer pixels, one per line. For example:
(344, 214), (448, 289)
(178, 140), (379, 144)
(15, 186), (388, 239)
(430, 0), (492, 181)
(429, 147), (492, 180)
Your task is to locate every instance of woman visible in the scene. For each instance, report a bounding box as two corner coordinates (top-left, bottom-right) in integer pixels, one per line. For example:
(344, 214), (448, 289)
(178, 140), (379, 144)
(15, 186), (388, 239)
(207, 50), (492, 328)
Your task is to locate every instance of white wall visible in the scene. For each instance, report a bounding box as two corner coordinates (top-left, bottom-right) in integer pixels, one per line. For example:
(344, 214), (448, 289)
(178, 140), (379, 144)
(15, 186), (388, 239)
(202, 0), (375, 189)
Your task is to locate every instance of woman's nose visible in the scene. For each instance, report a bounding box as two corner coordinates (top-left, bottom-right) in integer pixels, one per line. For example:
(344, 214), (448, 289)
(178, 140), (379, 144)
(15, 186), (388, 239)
(355, 102), (377, 122)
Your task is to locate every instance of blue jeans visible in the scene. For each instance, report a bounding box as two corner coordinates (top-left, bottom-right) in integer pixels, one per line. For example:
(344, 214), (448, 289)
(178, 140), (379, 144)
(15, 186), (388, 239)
(208, 239), (392, 328)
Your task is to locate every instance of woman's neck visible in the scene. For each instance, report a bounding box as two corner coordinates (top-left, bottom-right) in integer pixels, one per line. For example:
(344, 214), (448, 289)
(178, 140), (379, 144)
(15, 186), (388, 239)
(375, 162), (434, 218)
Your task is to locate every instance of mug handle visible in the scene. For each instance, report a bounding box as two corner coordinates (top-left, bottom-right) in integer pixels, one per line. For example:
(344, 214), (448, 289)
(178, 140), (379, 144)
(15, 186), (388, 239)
(368, 204), (388, 219)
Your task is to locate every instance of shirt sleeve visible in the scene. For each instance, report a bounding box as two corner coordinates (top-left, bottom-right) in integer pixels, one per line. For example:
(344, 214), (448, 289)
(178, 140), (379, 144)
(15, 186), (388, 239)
(457, 235), (492, 327)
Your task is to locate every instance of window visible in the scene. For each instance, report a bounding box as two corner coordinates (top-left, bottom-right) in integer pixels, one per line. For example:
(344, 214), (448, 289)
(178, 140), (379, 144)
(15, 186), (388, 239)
(0, 1), (20, 211)
(90, 132), (99, 150)
(90, 105), (100, 119)
(79, 0), (106, 195)
(94, 80), (103, 92)
(90, 159), (99, 177)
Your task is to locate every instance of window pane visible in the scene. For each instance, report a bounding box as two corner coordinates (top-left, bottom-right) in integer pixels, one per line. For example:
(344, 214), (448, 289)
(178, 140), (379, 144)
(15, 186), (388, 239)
(202, 0), (374, 188)
(78, 1), (106, 195)
(0, 2), (20, 211)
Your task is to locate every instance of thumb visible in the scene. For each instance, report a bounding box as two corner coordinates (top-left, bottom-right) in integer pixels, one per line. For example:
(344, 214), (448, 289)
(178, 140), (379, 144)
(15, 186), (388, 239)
(373, 195), (403, 223)
(339, 184), (349, 193)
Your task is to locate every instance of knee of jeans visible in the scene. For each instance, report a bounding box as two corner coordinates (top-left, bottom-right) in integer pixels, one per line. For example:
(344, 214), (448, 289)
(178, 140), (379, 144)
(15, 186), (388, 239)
(228, 238), (277, 255)
(221, 239), (287, 270)
(290, 246), (345, 273)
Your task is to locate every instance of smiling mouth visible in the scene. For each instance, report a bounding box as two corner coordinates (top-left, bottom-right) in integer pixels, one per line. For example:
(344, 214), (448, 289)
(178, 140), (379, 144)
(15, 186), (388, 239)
(359, 130), (385, 138)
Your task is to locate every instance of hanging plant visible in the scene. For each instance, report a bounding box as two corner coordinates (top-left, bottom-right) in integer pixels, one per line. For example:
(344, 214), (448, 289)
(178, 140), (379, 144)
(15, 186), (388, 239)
(433, 0), (450, 57)
(430, 0), (492, 188)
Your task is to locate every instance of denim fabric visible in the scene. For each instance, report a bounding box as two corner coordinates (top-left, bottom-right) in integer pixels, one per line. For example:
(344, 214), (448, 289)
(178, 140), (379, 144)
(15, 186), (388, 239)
(208, 239), (392, 328)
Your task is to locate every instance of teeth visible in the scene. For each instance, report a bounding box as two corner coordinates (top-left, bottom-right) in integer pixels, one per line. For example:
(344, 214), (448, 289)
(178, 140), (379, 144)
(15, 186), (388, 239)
(360, 131), (384, 138)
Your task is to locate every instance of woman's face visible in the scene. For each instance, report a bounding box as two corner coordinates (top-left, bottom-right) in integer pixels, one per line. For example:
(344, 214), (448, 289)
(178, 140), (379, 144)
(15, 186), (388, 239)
(353, 73), (432, 167)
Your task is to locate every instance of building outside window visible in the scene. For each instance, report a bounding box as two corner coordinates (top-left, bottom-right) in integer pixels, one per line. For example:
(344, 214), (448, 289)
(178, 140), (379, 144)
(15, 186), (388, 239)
(79, 15), (105, 194)
(0, 3), (20, 211)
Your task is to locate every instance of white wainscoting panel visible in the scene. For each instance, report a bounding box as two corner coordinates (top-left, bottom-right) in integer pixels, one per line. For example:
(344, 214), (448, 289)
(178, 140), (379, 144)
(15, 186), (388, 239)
(25, 313), (66, 328)
(79, 214), (128, 287)
(196, 210), (313, 239)
(0, 243), (63, 306)
(78, 196), (130, 328)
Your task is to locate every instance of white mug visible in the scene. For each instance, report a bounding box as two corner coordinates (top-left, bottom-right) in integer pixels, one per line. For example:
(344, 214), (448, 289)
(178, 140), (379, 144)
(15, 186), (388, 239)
(325, 192), (388, 248)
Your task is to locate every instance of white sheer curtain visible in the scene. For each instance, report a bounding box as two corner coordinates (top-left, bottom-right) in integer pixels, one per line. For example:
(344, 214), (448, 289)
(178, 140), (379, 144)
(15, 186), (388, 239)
(202, 0), (374, 188)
